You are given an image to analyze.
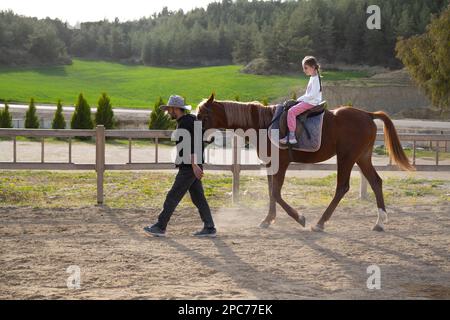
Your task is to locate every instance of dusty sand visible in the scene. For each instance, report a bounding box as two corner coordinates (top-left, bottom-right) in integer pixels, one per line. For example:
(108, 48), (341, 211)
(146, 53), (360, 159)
(1, 202), (449, 299)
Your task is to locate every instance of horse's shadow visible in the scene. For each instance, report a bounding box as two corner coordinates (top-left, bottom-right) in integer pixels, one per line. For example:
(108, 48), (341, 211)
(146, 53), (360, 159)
(103, 206), (324, 299)
(162, 236), (328, 299)
(103, 205), (450, 299)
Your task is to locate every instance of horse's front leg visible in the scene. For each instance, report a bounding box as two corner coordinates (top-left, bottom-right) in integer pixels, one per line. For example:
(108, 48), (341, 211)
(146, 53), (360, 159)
(272, 163), (306, 227)
(260, 173), (277, 228)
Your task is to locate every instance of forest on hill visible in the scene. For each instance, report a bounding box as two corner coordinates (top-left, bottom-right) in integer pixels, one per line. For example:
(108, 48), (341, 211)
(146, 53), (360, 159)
(1, 0), (448, 70)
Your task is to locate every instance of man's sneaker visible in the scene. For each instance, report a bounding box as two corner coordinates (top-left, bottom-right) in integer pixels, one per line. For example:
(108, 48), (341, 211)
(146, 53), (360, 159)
(193, 227), (217, 238)
(143, 224), (166, 237)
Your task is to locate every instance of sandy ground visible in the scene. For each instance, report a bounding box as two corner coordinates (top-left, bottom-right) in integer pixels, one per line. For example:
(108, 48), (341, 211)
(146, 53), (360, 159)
(1, 201), (449, 299)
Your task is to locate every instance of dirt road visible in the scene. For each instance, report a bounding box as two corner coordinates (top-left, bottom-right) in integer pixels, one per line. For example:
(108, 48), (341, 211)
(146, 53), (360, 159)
(1, 202), (449, 299)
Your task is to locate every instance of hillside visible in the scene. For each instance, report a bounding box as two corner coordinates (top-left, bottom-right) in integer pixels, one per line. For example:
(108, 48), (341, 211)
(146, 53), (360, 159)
(0, 59), (367, 109)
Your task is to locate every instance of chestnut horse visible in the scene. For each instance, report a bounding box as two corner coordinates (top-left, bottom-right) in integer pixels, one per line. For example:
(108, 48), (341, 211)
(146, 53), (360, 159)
(197, 94), (414, 232)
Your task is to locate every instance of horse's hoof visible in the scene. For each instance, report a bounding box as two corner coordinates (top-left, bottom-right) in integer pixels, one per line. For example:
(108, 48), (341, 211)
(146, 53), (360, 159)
(259, 220), (274, 228)
(297, 215), (306, 227)
(372, 224), (385, 232)
(259, 221), (270, 228)
(311, 224), (324, 232)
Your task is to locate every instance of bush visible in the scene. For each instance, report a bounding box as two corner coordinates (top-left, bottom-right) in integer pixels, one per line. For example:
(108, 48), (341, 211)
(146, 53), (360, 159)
(25, 98), (40, 128)
(95, 93), (115, 129)
(71, 93), (93, 130)
(52, 99), (66, 129)
(71, 93), (93, 140)
(0, 102), (13, 128)
(149, 97), (175, 130)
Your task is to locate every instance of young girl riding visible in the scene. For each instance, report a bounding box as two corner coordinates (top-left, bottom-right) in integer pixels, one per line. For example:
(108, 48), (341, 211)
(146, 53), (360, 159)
(280, 56), (323, 145)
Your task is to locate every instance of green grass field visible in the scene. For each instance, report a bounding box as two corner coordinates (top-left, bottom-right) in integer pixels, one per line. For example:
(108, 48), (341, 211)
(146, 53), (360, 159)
(0, 171), (448, 208)
(0, 59), (368, 109)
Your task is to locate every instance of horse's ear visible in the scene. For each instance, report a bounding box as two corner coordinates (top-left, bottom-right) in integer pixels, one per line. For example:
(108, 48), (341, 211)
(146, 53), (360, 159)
(207, 93), (215, 104)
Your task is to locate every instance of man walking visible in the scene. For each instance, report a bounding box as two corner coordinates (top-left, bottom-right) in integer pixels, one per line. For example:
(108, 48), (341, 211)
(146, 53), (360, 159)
(144, 95), (216, 238)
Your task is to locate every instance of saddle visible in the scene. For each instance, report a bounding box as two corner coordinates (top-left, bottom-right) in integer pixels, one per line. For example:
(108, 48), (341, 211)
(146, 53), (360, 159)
(278, 100), (327, 142)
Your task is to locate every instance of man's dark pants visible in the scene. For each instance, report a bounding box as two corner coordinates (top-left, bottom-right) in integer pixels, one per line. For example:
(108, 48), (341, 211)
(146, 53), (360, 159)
(155, 166), (215, 231)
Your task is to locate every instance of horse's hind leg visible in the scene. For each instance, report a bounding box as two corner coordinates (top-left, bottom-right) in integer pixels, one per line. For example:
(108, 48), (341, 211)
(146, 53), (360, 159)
(312, 155), (355, 232)
(357, 150), (388, 232)
(271, 162), (306, 227)
(260, 174), (277, 228)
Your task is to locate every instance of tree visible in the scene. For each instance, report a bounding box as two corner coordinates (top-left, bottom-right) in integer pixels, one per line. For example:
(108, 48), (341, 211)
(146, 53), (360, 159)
(0, 102), (13, 128)
(232, 23), (259, 64)
(52, 99), (66, 129)
(25, 98), (40, 128)
(71, 93), (93, 130)
(141, 34), (153, 65)
(28, 22), (68, 63)
(95, 93), (115, 129)
(396, 5), (450, 113)
(149, 97), (175, 129)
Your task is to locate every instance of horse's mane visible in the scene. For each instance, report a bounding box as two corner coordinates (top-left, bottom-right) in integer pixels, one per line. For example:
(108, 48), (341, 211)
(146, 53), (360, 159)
(199, 99), (276, 129)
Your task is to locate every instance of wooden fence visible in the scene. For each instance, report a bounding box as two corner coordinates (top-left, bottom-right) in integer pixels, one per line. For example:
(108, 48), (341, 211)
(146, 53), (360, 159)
(1, 126), (449, 205)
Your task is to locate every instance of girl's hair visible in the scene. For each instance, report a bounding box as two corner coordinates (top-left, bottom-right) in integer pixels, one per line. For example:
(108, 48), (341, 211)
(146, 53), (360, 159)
(302, 56), (322, 92)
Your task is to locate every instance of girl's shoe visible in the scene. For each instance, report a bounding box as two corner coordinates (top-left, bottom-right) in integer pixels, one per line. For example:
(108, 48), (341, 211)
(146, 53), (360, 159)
(279, 136), (289, 144)
(288, 135), (298, 144)
(288, 132), (297, 144)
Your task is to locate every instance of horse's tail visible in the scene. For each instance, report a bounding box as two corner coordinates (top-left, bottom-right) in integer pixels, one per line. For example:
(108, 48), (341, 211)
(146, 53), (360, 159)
(370, 111), (415, 171)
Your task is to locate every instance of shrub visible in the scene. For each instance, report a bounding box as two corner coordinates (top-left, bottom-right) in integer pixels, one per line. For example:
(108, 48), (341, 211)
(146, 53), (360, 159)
(149, 97), (175, 130)
(95, 93), (115, 129)
(71, 93), (93, 130)
(25, 98), (40, 128)
(51, 99), (66, 129)
(0, 102), (13, 128)
(71, 93), (93, 140)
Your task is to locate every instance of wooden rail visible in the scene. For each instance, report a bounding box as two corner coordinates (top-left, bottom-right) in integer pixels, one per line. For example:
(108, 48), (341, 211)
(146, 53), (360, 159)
(1, 126), (449, 205)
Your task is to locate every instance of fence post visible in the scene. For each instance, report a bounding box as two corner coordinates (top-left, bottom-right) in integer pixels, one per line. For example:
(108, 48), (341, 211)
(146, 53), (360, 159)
(96, 125), (105, 205)
(155, 137), (159, 163)
(359, 169), (368, 200)
(232, 134), (241, 205)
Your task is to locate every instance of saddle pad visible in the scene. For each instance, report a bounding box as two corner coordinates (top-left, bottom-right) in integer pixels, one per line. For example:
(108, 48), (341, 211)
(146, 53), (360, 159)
(268, 105), (325, 152)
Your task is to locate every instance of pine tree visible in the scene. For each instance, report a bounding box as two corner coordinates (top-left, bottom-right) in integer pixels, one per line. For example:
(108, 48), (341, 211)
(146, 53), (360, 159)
(95, 93), (115, 129)
(0, 102), (13, 128)
(71, 93), (93, 130)
(149, 97), (175, 129)
(25, 98), (40, 128)
(52, 99), (66, 129)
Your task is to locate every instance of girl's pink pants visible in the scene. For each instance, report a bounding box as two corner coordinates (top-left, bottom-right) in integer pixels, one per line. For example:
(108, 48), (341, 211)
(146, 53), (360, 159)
(287, 101), (315, 132)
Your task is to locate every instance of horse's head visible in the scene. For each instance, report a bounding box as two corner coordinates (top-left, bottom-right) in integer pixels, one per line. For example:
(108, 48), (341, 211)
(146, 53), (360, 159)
(197, 93), (228, 130)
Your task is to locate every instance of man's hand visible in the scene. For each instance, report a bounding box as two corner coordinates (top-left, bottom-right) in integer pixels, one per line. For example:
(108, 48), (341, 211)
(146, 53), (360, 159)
(192, 164), (204, 180)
